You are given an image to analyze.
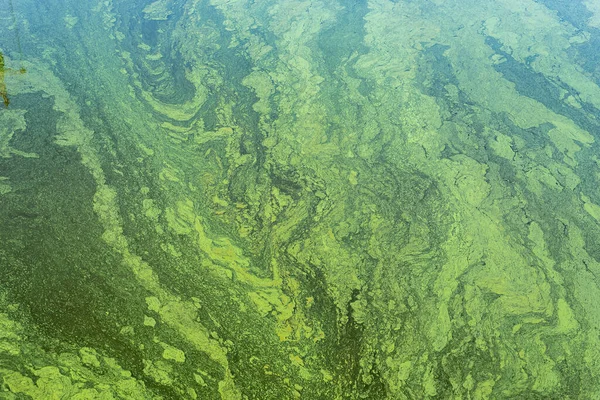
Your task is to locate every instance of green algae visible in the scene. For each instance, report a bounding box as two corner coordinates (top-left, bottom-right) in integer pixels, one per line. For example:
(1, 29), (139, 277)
(2, 0), (600, 398)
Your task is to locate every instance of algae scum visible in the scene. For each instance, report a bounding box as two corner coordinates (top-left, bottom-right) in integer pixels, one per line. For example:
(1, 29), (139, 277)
(1, 0), (600, 398)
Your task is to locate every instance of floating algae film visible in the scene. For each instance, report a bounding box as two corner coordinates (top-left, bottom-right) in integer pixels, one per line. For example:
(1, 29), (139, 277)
(2, 0), (600, 398)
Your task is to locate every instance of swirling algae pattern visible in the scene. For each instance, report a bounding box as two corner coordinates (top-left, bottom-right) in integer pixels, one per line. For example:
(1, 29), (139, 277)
(1, 0), (600, 398)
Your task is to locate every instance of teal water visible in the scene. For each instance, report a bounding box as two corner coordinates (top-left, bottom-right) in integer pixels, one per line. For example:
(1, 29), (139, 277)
(1, 0), (600, 398)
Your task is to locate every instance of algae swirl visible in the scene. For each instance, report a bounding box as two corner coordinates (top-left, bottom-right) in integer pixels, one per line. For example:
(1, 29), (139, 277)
(1, 0), (600, 398)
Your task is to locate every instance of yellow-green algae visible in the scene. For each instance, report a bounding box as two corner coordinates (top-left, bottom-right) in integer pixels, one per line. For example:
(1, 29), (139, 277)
(1, 0), (600, 398)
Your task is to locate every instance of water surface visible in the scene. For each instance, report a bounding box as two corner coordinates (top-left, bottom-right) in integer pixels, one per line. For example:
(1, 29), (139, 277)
(1, 0), (600, 398)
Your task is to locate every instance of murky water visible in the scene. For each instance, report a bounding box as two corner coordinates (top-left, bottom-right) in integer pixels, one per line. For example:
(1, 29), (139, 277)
(1, 0), (600, 398)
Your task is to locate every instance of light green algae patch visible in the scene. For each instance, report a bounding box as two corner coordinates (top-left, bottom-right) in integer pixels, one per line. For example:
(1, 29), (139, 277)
(0, 176), (11, 195)
(161, 343), (186, 363)
(0, 303), (153, 399)
(0, 109), (37, 159)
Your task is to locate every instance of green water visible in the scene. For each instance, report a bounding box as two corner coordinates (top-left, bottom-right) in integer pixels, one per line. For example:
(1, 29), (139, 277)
(1, 0), (600, 398)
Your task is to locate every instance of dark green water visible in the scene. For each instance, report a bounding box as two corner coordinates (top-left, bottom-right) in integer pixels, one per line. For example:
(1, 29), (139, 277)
(1, 0), (600, 398)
